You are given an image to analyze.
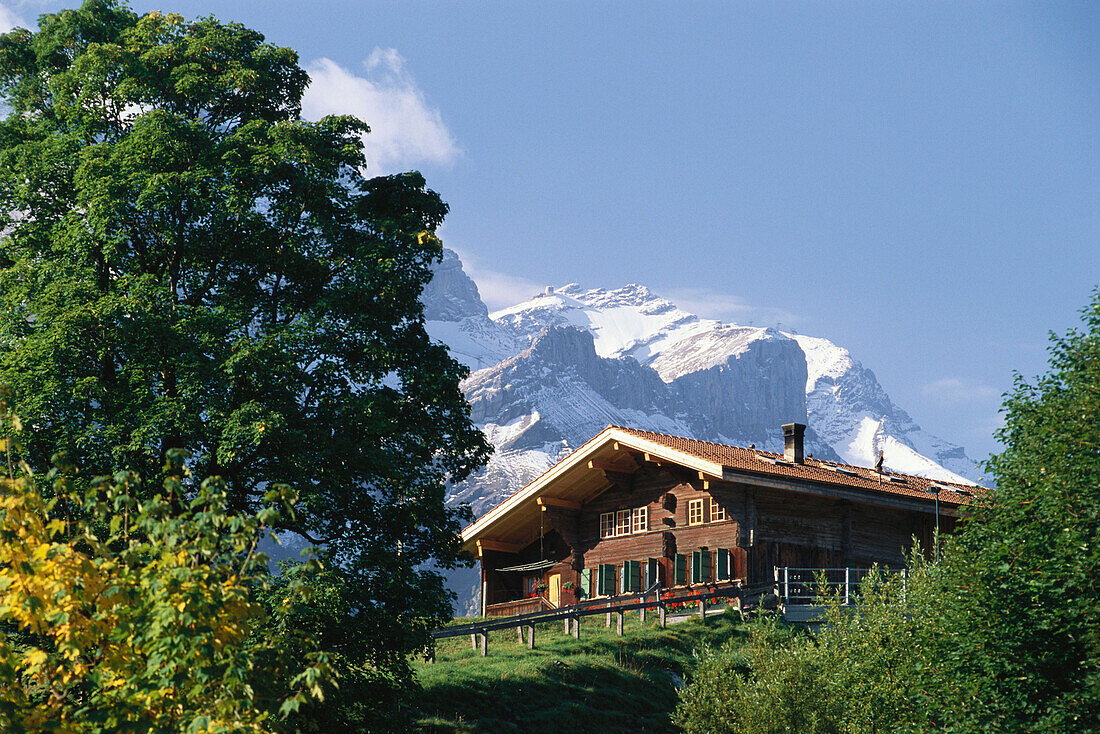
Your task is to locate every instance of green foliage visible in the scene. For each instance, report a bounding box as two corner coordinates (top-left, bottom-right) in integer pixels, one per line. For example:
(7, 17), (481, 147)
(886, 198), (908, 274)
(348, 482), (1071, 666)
(676, 291), (1100, 733)
(674, 570), (918, 734)
(913, 290), (1100, 732)
(0, 402), (329, 732)
(0, 2), (490, 728)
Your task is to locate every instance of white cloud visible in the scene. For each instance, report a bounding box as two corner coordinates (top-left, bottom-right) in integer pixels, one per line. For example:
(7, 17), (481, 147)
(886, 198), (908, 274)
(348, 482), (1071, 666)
(922, 377), (998, 404)
(661, 287), (801, 329)
(0, 3), (26, 33)
(302, 50), (459, 176)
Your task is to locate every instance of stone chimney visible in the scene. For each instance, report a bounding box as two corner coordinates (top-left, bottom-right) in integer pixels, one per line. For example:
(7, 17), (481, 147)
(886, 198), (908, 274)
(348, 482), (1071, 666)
(782, 422), (806, 464)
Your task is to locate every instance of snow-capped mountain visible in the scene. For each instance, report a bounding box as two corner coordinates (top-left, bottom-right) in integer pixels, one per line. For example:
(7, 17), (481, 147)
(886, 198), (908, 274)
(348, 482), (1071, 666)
(424, 250), (983, 612)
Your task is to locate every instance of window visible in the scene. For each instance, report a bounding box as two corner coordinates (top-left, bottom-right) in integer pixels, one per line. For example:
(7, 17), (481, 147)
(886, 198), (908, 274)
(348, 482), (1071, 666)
(631, 506), (648, 533)
(600, 512), (615, 538)
(645, 558), (661, 589)
(616, 509), (631, 536)
(710, 498), (726, 522)
(716, 548), (731, 581)
(688, 498), (704, 526)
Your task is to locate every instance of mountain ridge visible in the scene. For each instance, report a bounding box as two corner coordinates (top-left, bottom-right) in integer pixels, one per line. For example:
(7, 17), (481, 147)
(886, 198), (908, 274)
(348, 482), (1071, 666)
(424, 250), (983, 613)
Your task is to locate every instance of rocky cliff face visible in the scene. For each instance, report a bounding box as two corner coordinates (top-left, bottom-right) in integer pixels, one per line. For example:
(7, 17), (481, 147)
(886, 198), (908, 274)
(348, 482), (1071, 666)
(423, 249), (984, 613)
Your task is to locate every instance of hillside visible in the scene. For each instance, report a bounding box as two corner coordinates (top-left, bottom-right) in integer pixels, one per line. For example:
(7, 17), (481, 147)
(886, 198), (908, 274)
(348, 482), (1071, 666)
(412, 611), (747, 733)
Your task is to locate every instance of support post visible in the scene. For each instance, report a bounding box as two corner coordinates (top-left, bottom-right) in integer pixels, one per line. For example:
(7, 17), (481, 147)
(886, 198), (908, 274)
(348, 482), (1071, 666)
(572, 615), (580, 639)
(606, 612), (612, 628)
(479, 631), (488, 657)
(699, 597), (706, 623)
(784, 567), (790, 604)
(640, 603), (646, 625)
(564, 617), (571, 635)
(470, 633), (477, 651)
(659, 604), (667, 628)
(527, 625), (535, 649)
(616, 610), (624, 636)
(844, 567), (851, 605)
(518, 625), (524, 642)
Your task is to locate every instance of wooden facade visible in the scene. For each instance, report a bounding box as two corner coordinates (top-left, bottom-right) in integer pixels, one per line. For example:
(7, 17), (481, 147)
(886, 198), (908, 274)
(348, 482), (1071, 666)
(463, 426), (975, 616)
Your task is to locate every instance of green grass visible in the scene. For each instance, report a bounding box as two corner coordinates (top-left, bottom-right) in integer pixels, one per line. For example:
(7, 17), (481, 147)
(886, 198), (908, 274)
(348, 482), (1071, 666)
(411, 609), (749, 733)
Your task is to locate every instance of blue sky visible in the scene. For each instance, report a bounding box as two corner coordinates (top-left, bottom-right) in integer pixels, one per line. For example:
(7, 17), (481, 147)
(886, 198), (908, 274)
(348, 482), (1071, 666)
(2, 1), (1096, 463)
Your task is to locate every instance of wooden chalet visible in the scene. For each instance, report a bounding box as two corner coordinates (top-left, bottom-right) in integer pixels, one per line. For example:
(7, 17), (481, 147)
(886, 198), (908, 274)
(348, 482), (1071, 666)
(461, 423), (985, 617)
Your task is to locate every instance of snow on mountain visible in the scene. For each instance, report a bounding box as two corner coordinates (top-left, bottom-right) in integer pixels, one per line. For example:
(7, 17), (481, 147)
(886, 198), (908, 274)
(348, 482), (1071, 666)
(491, 284), (719, 364)
(791, 334), (983, 484)
(424, 248), (983, 513)
(423, 249), (985, 613)
(422, 249), (517, 370)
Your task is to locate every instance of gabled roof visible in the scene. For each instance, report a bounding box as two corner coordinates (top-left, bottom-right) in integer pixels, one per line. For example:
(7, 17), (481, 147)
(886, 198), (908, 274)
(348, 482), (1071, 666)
(461, 425), (988, 553)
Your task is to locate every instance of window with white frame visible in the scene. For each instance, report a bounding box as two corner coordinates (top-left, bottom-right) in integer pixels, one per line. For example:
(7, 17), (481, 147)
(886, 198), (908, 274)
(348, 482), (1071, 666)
(688, 498), (704, 526)
(710, 498), (726, 522)
(600, 511), (615, 538)
(631, 506), (648, 533)
(616, 509), (631, 536)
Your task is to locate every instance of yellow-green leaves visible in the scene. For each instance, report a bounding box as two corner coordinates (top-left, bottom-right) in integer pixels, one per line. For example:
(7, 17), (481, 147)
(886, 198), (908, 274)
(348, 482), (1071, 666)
(0, 457), (329, 733)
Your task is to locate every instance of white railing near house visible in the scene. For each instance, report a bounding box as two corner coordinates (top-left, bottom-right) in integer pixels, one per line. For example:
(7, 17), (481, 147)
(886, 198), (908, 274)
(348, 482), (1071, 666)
(774, 566), (906, 608)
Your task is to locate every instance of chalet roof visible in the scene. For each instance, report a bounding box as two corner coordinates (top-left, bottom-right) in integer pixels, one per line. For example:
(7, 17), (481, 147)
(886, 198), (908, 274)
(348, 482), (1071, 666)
(460, 425), (988, 553)
(611, 426), (984, 504)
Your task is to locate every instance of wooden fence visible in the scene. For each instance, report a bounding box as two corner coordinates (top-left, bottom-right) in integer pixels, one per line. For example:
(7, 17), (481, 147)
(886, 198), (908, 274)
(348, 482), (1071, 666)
(429, 580), (774, 659)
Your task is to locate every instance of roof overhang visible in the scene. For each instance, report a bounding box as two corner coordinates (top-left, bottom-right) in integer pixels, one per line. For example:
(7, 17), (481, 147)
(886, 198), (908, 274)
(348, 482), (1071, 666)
(460, 426), (725, 555)
(459, 426), (967, 556)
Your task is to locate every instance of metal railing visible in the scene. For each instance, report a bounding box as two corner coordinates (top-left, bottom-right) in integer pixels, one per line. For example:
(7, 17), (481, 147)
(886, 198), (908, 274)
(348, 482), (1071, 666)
(774, 566), (904, 606)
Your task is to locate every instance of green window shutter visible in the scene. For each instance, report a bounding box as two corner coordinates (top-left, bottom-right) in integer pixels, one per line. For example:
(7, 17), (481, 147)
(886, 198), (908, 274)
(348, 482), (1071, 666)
(691, 550), (702, 583)
(675, 554), (687, 585)
(701, 549), (712, 583)
(629, 560), (641, 592)
(647, 558), (661, 589)
(581, 568), (592, 597)
(717, 548), (729, 580)
(601, 563), (616, 596)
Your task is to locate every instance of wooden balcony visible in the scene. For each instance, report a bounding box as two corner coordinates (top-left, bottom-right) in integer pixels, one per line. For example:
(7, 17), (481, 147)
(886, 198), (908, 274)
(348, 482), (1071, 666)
(485, 596), (554, 617)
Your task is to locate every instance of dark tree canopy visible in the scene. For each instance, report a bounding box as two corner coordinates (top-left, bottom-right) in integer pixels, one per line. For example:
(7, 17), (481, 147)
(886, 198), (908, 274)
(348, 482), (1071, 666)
(0, 2), (490, 725)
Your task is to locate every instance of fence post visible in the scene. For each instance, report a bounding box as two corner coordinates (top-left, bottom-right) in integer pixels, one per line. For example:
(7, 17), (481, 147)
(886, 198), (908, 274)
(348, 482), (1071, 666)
(699, 597), (706, 623)
(564, 617), (570, 635)
(527, 625), (535, 649)
(783, 567), (789, 604)
(640, 601), (646, 625)
(844, 567), (851, 605)
(606, 611), (612, 628)
(518, 625), (524, 642)
(479, 631), (488, 657)
(659, 603), (667, 629)
(470, 633), (477, 651)
(572, 614), (580, 639)
(617, 610), (624, 636)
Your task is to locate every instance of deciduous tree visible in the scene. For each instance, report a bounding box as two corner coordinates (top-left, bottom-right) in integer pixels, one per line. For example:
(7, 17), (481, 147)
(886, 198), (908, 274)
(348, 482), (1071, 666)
(0, 2), (489, 727)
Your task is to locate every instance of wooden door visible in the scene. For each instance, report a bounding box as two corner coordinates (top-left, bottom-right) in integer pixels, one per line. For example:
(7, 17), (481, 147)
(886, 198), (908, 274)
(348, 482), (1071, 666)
(548, 573), (561, 607)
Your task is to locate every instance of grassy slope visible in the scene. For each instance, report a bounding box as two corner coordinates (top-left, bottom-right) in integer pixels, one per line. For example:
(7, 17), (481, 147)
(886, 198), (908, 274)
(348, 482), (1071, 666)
(411, 610), (747, 734)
